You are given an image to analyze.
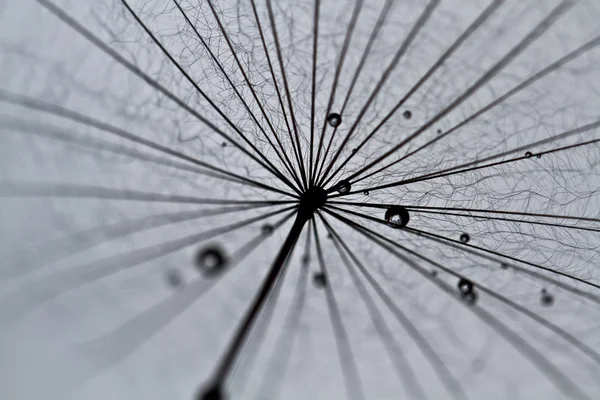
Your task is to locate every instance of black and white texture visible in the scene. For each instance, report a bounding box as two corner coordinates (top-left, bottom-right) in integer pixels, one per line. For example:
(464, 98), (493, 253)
(1, 0), (600, 399)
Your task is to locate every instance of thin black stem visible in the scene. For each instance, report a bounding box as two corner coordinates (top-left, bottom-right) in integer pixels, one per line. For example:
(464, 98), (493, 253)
(341, 0), (575, 184)
(76, 209), (296, 378)
(323, 0), (506, 187)
(311, 218), (365, 400)
(254, 245), (309, 400)
(328, 201), (600, 224)
(119, 0), (297, 193)
(200, 209), (310, 397)
(317, 0), (440, 188)
(228, 225), (298, 396)
(265, 0), (309, 189)
(175, 0), (303, 192)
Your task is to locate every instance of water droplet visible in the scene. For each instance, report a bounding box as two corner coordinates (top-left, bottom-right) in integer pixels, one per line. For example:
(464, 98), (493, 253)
(221, 142), (227, 147)
(525, 151), (532, 158)
(335, 179), (351, 194)
(436, 129), (442, 134)
(261, 224), (273, 235)
(313, 272), (327, 288)
(327, 113), (342, 127)
(459, 233), (470, 243)
(540, 291), (554, 307)
(500, 262), (509, 270)
(458, 278), (474, 294)
(403, 110), (412, 119)
(195, 246), (227, 277)
(536, 153), (542, 159)
(165, 269), (183, 288)
(351, 148), (358, 154)
(363, 190), (369, 196)
(385, 205), (410, 228)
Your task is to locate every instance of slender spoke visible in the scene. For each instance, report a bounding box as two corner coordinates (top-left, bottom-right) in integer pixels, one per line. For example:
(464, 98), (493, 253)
(1, 205), (297, 324)
(326, 204), (600, 295)
(319, 214), (428, 400)
(199, 209), (310, 398)
(254, 223), (312, 399)
(323, 207), (593, 400)
(119, 0), (297, 192)
(333, 123), (600, 197)
(174, 0), (303, 191)
(1, 203), (277, 280)
(35, 0), (296, 195)
(249, 0), (306, 189)
(328, 200), (600, 224)
(317, 0), (441, 187)
(74, 209), (296, 376)
(321, 0), (506, 187)
(0, 180), (293, 205)
(0, 90), (297, 198)
(318, 210), (466, 398)
(327, 201), (600, 233)
(0, 116), (250, 187)
(352, 32), (600, 186)
(311, 218), (365, 400)
(340, 0), (576, 185)
(265, 0), (309, 189)
(308, 0), (321, 187)
(311, 0), (364, 186)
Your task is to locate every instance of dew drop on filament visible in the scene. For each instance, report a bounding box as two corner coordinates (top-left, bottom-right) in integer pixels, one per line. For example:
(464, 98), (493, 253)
(313, 272), (327, 288)
(327, 113), (342, 127)
(460, 233), (470, 243)
(540, 289), (555, 307)
(261, 224), (274, 235)
(384, 205), (410, 228)
(335, 179), (351, 194)
(458, 278), (474, 294)
(195, 246), (227, 277)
